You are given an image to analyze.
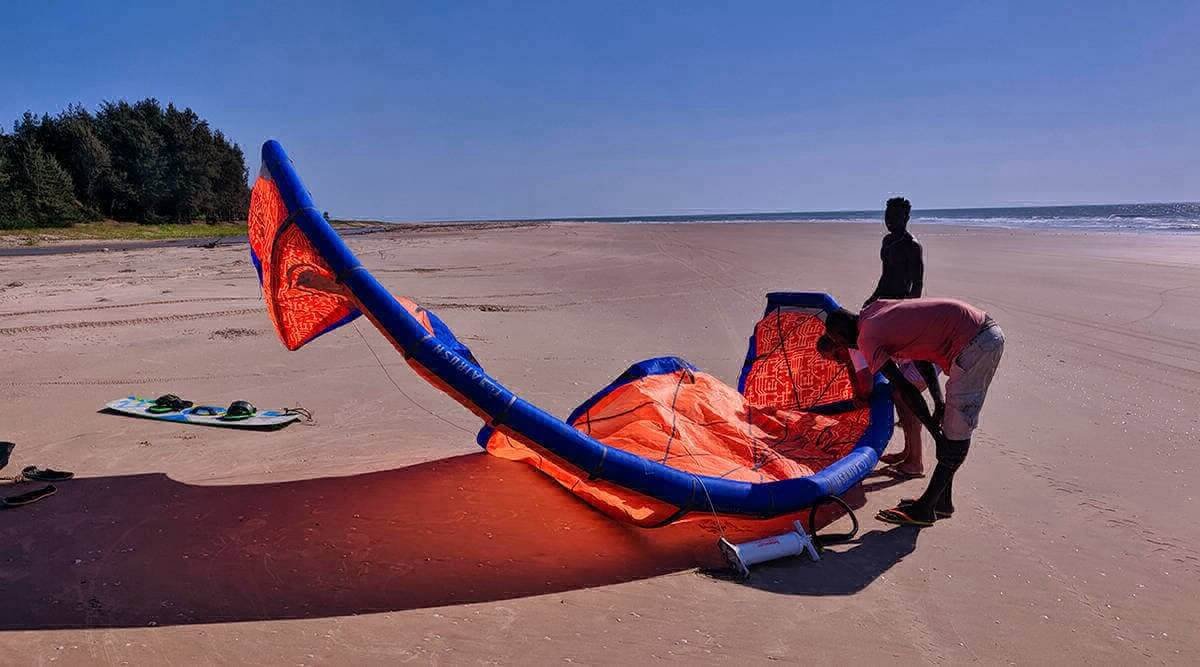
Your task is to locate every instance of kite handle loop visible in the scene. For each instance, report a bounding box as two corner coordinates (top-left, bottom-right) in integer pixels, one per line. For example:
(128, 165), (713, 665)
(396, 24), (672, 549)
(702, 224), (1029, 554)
(808, 495), (858, 549)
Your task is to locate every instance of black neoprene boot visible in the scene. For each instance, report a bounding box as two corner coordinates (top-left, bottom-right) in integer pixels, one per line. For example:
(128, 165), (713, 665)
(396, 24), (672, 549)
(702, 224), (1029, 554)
(910, 438), (970, 518)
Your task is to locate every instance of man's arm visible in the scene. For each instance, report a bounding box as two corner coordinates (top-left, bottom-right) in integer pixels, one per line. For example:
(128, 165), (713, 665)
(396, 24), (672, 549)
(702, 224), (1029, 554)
(880, 360), (943, 438)
(909, 240), (924, 298)
(863, 243), (891, 307)
(916, 360), (943, 422)
(847, 360), (873, 401)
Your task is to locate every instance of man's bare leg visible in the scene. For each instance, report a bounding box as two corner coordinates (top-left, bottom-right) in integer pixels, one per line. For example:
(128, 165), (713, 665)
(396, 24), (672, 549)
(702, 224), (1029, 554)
(881, 390), (925, 476)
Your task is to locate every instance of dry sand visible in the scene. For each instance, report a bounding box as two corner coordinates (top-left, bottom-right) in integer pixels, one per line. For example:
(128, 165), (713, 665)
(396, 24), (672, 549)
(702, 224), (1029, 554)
(1, 222), (1198, 664)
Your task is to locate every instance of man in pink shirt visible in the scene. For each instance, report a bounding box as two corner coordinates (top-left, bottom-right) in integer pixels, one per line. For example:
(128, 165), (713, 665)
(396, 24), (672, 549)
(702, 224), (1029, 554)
(823, 297), (1005, 527)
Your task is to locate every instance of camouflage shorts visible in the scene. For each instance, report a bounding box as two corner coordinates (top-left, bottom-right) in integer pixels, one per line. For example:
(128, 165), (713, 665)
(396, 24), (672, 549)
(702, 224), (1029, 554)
(943, 322), (1005, 441)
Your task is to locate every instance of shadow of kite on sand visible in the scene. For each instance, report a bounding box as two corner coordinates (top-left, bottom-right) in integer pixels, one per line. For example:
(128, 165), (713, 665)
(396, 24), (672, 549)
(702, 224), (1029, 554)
(0, 452), (915, 630)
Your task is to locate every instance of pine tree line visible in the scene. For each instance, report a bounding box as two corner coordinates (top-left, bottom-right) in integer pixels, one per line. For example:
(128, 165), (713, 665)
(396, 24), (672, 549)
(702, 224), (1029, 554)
(0, 99), (249, 229)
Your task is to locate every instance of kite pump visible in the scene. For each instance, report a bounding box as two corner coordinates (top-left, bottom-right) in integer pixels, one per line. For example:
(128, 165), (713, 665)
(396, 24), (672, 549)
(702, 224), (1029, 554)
(716, 496), (860, 578)
(718, 521), (821, 579)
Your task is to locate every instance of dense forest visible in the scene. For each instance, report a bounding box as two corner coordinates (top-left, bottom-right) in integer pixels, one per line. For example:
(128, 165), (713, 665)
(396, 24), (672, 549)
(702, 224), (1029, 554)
(0, 99), (249, 229)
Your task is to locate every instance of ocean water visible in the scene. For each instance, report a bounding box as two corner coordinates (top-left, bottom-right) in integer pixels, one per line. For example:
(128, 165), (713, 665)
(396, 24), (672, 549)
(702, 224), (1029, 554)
(544, 202), (1200, 232)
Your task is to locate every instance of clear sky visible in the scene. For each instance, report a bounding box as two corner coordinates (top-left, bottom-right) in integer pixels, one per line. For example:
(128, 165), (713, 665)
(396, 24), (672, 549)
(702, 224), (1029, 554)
(3, 1), (1197, 220)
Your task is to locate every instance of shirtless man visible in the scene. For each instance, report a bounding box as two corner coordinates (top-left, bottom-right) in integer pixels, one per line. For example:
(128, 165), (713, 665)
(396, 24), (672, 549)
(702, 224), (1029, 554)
(864, 197), (923, 307)
(859, 197), (941, 475)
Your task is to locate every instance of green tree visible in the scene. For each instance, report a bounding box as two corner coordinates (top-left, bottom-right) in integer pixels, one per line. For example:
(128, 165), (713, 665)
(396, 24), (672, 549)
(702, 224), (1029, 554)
(94, 99), (168, 221)
(1, 98), (250, 228)
(36, 105), (114, 214)
(209, 130), (249, 220)
(0, 136), (89, 229)
(0, 135), (21, 226)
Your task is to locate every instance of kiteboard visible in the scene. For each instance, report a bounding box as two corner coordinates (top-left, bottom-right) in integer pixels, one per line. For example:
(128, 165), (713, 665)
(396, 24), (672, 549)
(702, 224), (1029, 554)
(104, 396), (304, 430)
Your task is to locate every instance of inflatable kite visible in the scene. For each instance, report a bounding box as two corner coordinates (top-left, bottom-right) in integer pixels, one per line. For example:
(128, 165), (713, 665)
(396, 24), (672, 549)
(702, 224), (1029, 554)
(248, 140), (894, 527)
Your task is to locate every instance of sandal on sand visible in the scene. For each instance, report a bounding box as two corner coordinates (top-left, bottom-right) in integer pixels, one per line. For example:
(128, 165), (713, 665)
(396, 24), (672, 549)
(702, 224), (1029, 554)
(21, 466), (74, 482)
(876, 506), (935, 527)
(880, 465), (926, 480)
(3, 484), (56, 508)
(879, 452), (907, 466)
(902, 498), (953, 518)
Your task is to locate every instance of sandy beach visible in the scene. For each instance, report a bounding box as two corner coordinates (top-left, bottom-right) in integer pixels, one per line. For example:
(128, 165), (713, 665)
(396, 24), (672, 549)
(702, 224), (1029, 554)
(2, 221), (1198, 664)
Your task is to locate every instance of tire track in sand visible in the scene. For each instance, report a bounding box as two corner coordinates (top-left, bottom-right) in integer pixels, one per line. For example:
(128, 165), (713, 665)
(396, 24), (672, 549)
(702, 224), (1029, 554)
(1, 363), (383, 387)
(0, 297), (259, 319)
(0, 308), (261, 336)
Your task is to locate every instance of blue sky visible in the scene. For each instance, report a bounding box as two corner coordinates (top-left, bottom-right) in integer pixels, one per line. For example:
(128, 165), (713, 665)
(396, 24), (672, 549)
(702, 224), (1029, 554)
(3, 1), (1197, 220)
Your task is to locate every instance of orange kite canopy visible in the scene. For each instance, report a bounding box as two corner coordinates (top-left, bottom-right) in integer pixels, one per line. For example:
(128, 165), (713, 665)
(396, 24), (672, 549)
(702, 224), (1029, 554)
(248, 140), (894, 527)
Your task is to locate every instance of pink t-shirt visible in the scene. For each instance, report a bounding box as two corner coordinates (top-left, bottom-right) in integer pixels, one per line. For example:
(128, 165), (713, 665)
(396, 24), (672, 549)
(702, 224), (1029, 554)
(857, 298), (987, 373)
(849, 349), (936, 392)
